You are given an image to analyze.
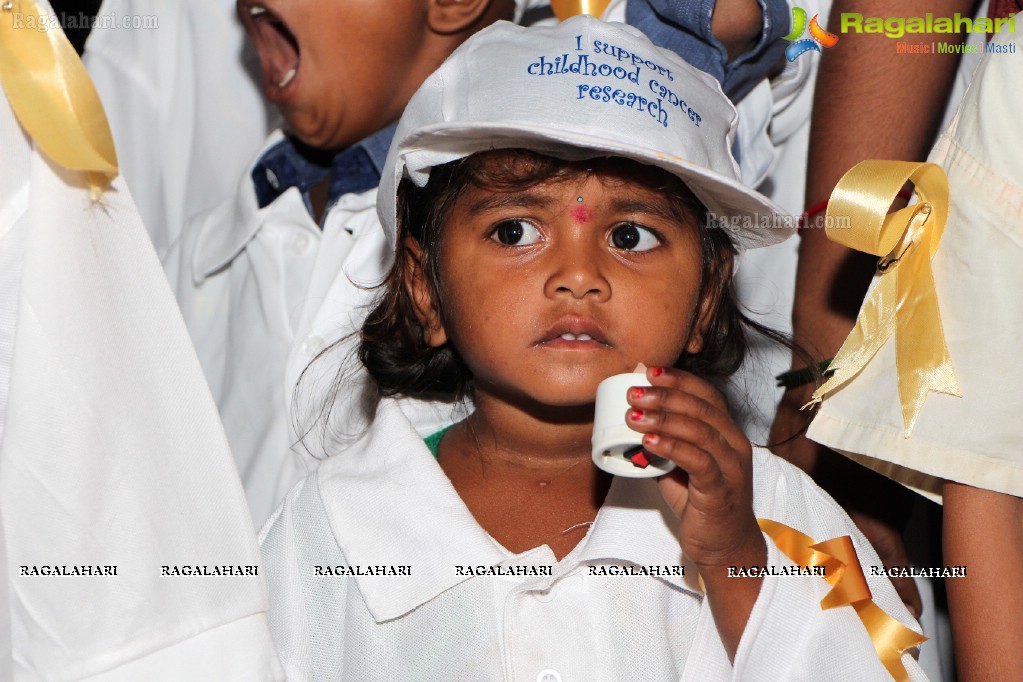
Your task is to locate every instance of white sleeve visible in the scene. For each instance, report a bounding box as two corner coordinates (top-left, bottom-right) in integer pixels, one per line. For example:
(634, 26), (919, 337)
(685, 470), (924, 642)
(260, 479), (314, 682)
(731, 450), (928, 680)
(77, 616), (282, 682)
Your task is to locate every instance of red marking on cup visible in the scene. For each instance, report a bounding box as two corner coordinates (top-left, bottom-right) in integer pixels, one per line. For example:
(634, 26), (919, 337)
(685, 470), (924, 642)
(630, 451), (651, 468)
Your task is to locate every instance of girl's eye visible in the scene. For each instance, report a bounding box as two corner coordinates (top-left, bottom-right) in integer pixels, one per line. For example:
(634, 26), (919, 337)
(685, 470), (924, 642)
(609, 223), (659, 251)
(490, 219), (541, 246)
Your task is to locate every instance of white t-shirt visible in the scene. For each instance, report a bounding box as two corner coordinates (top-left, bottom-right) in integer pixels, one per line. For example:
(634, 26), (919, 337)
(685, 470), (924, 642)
(164, 130), (465, 525)
(261, 399), (926, 681)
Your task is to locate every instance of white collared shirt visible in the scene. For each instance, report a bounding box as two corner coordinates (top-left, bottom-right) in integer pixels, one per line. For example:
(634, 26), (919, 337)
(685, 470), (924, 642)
(164, 131), (460, 525)
(261, 400), (927, 681)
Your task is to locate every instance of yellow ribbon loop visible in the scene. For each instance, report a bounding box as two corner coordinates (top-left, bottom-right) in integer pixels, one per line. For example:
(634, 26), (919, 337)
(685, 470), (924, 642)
(550, 0), (612, 20)
(758, 519), (927, 682)
(0, 0), (118, 198)
(809, 160), (961, 436)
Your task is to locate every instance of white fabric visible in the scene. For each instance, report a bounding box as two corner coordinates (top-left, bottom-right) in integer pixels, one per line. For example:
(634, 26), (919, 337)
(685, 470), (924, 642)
(0, 12), (283, 676)
(83, 0), (277, 260)
(163, 132), (462, 525)
(261, 399), (925, 681)
(0, 53), (30, 681)
(807, 30), (1023, 503)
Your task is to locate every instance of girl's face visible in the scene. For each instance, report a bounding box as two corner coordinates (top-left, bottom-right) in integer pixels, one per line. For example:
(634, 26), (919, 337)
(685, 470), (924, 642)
(411, 157), (717, 410)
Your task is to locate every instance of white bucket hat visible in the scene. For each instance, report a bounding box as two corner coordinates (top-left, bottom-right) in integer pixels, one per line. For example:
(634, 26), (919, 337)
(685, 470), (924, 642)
(378, 15), (792, 251)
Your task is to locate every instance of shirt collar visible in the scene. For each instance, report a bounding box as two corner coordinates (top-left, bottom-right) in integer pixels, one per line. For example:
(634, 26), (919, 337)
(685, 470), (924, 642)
(316, 400), (700, 623)
(251, 123), (396, 213)
(191, 124), (396, 283)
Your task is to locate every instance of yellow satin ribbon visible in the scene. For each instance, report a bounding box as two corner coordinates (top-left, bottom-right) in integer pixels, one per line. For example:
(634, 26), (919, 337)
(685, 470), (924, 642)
(550, 0), (612, 20)
(809, 160), (960, 436)
(758, 519), (927, 681)
(0, 0), (118, 198)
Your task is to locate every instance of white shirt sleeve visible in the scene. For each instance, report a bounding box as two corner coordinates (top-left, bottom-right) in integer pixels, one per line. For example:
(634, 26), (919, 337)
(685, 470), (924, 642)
(729, 451), (928, 680)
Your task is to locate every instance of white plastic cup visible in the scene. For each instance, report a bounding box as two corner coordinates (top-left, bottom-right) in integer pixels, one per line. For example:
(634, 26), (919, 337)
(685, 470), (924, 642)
(591, 371), (676, 478)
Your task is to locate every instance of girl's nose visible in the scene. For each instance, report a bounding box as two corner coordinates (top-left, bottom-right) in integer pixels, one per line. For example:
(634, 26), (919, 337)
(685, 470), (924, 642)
(543, 242), (611, 302)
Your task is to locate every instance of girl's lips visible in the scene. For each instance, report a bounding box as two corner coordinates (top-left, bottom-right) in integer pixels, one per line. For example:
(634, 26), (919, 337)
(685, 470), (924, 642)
(538, 336), (609, 350)
(240, 3), (301, 97)
(535, 318), (611, 348)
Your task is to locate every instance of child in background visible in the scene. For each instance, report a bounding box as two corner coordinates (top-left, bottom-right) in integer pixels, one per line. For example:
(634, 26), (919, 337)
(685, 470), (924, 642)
(261, 18), (926, 679)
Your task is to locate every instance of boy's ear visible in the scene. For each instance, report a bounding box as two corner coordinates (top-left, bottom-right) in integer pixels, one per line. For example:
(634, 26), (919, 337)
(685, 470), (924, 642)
(404, 237), (448, 347)
(685, 251), (733, 355)
(427, 0), (502, 35)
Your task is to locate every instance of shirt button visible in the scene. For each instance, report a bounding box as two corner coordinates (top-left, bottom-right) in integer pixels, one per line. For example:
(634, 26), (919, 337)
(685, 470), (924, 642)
(265, 168), (280, 190)
(299, 335), (323, 357)
(537, 670), (562, 682)
(533, 587), (555, 603)
(291, 233), (311, 254)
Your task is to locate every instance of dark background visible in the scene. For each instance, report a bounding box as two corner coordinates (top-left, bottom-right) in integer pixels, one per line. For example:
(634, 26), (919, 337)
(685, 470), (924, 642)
(50, 0), (103, 54)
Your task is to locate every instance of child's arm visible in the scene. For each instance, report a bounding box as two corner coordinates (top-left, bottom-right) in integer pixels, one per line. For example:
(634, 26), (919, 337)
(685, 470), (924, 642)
(626, 367), (766, 660)
(943, 481), (1023, 679)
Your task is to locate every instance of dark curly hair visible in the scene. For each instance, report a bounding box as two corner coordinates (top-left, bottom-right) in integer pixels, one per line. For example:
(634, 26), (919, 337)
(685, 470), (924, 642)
(358, 148), (793, 403)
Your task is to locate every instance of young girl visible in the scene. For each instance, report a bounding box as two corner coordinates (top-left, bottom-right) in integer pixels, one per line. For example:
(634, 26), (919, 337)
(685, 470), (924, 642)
(261, 17), (926, 680)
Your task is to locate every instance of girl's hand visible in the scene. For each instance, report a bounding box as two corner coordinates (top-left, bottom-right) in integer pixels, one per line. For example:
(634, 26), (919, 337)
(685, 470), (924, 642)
(626, 366), (764, 568)
(626, 366), (766, 659)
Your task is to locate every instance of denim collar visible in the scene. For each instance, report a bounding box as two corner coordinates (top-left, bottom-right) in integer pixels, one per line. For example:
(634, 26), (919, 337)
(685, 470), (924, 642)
(250, 122), (397, 218)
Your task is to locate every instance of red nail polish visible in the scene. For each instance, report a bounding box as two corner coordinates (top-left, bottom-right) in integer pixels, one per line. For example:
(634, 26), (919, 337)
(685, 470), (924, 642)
(631, 387), (646, 399)
(651, 367), (664, 377)
(629, 409), (644, 421)
(643, 433), (659, 446)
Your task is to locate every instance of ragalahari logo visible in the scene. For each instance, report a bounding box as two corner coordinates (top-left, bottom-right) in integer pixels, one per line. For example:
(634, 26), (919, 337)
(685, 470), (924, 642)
(784, 7), (839, 61)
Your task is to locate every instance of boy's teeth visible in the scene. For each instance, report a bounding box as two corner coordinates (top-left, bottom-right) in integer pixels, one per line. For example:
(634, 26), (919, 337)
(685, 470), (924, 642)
(577, 334), (592, 341)
(278, 67), (296, 88)
(249, 5), (267, 16)
(559, 333), (593, 341)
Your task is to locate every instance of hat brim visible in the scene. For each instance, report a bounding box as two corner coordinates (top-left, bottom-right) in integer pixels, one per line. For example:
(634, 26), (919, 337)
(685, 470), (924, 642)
(395, 121), (794, 251)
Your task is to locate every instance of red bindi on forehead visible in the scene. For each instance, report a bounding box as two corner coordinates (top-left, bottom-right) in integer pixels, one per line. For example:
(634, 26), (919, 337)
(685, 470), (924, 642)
(571, 204), (592, 223)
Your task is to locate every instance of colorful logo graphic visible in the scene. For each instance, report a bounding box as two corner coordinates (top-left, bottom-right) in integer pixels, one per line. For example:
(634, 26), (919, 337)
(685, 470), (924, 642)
(784, 7), (839, 61)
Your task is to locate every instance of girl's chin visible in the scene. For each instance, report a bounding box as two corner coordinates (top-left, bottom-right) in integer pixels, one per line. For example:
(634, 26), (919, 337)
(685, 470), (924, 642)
(482, 392), (598, 423)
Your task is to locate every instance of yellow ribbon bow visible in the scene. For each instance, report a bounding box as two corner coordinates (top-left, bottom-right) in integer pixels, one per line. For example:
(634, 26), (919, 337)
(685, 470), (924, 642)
(758, 519), (927, 681)
(810, 160), (961, 435)
(550, 0), (612, 20)
(0, 0), (118, 198)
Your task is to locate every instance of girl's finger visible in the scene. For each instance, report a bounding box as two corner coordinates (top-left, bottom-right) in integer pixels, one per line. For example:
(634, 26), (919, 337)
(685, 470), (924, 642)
(645, 366), (730, 414)
(641, 432), (723, 490)
(627, 385), (749, 456)
(630, 409), (724, 455)
(629, 405), (754, 489)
